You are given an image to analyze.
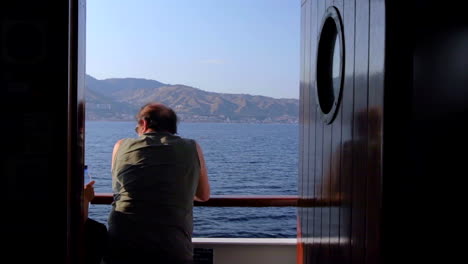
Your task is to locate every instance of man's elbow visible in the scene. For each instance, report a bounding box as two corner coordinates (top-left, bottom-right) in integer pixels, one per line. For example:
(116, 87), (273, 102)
(196, 193), (210, 202)
(195, 180), (210, 202)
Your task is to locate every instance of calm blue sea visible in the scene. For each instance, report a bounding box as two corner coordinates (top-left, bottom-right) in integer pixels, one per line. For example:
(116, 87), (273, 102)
(85, 121), (298, 238)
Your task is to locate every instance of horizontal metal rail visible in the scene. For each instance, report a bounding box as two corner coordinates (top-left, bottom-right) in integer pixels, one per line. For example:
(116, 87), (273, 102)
(92, 193), (340, 207)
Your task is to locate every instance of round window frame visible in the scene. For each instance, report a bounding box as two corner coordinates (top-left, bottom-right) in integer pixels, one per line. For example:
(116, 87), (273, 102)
(315, 6), (345, 125)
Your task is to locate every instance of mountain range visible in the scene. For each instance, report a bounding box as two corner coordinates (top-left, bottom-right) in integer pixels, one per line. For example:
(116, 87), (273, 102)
(85, 75), (299, 123)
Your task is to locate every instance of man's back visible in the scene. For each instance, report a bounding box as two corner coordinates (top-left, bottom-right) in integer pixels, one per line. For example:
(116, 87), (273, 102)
(107, 131), (200, 263)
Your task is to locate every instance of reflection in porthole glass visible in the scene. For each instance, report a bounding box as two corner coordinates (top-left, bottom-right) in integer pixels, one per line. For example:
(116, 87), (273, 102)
(332, 35), (341, 91)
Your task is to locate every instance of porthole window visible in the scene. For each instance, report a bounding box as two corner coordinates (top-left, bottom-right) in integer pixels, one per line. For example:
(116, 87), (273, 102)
(316, 6), (344, 124)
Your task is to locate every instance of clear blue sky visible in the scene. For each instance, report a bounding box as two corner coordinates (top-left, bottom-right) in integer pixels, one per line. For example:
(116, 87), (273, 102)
(86, 0), (300, 99)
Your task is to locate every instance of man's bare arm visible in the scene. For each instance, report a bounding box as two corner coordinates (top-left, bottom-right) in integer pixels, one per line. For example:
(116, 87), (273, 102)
(111, 139), (123, 171)
(194, 142), (210, 202)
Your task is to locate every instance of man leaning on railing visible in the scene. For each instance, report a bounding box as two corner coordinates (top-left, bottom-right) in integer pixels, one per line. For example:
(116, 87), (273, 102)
(102, 102), (210, 264)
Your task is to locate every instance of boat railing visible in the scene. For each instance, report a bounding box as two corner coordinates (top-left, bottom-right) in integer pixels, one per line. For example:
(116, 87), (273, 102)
(91, 194), (340, 264)
(91, 194), (340, 207)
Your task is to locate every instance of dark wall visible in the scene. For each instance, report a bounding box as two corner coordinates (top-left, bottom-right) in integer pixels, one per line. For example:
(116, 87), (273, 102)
(299, 0), (384, 263)
(0, 1), (85, 263)
(299, 0), (468, 264)
(384, 1), (468, 263)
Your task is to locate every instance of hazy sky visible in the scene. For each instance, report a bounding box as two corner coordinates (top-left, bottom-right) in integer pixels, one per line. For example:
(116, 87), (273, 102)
(86, 0), (300, 99)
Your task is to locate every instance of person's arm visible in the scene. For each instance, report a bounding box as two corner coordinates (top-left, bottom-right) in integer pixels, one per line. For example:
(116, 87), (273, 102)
(194, 142), (210, 202)
(111, 139), (123, 171)
(83, 180), (95, 223)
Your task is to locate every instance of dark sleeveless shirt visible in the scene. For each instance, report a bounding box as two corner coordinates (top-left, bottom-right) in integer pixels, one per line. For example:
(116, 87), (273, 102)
(107, 132), (200, 263)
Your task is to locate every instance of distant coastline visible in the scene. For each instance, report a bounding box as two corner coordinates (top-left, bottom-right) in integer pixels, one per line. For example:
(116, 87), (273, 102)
(85, 75), (299, 124)
(85, 117), (298, 124)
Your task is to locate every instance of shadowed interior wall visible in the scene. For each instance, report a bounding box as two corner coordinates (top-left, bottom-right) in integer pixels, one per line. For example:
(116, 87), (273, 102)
(299, 1), (468, 264)
(0, 1), (85, 263)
